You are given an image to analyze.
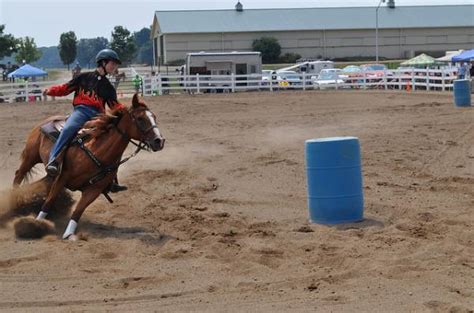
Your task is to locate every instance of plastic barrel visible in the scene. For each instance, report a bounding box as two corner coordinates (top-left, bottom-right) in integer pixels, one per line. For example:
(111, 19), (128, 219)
(305, 137), (364, 224)
(453, 79), (471, 107)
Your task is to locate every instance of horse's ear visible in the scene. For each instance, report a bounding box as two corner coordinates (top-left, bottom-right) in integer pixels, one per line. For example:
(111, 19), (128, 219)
(132, 93), (140, 108)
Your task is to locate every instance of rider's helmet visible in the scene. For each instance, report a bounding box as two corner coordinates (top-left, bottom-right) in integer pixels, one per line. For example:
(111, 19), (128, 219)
(95, 49), (121, 66)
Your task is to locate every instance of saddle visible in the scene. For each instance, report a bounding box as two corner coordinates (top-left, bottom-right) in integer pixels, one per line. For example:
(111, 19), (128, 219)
(40, 116), (116, 202)
(40, 116), (89, 144)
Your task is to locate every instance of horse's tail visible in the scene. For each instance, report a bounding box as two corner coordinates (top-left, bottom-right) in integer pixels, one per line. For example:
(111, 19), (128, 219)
(15, 125), (45, 185)
(20, 147), (38, 184)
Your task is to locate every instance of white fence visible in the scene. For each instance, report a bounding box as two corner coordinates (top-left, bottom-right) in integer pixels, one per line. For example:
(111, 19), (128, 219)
(143, 68), (460, 96)
(0, 68), (463, 103)
(0, 75), (141, 103)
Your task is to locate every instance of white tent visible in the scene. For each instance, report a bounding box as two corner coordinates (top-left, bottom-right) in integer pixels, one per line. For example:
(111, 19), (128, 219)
(436, 50), (464, 62)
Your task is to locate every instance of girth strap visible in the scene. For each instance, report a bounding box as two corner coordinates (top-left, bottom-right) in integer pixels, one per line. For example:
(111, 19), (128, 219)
(76, 137), (102, 168)
(75, 126), (146, 202)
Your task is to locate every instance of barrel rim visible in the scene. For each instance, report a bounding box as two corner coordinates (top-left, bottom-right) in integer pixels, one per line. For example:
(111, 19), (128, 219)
(305, 136), (358, 143)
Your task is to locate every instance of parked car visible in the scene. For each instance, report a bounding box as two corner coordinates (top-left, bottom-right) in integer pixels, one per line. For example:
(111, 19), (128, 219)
(360, 64), (392, 80)
(312, 71), (346, 89)
(276, 70), (302, 88)
(311, 68), (344, 80)
(261, 70), (277, 87)
(341, 65), (362, 85)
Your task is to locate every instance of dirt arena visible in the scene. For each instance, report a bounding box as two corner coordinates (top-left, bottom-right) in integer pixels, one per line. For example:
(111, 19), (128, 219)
(0, 90), (472, 312)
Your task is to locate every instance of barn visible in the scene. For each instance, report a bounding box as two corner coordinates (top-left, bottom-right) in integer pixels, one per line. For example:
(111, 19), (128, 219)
(150, 2), (474, 65)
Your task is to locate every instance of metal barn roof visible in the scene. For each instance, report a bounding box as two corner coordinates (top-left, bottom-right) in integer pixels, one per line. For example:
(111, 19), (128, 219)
(154, 5), (474, 34)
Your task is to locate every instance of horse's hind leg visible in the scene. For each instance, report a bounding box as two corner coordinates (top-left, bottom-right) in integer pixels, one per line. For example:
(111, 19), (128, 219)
(35, 174), (67, 220)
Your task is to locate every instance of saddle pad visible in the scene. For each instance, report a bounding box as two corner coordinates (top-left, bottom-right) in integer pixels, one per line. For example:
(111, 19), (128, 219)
(40, 116), (88, 144)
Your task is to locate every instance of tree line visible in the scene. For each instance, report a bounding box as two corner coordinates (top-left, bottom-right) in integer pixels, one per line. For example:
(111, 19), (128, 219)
(0, 25), (153, 69)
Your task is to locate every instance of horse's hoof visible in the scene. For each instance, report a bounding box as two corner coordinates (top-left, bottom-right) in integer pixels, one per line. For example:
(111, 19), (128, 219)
(63, 234), (78, 241)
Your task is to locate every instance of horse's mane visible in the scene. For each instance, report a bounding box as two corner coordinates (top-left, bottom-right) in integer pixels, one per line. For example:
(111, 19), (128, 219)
(83, 107), (128, 139)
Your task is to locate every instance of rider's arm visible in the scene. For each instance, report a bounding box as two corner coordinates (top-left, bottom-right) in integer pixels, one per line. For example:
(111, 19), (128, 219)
(105, 85), (125, 110)
(45, 75), (80, 97)
(107, 99), (125, 110)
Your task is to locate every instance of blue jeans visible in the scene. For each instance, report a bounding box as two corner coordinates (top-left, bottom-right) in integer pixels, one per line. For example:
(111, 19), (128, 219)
(48, 105), (100, 164)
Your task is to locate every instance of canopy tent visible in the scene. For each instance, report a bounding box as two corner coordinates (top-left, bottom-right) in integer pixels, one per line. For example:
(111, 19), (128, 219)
(436, 50), (464, 62)
(7, 64), (48, 78)
(451, 49), (474, 62)
(400, 53), (446, 68)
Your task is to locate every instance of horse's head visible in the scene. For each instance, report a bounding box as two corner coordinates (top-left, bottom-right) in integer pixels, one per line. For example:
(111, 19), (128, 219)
(128, 94), (165, 152)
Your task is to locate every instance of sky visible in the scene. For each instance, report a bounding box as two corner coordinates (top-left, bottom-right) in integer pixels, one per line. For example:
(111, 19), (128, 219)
(0, 0), (472, 47)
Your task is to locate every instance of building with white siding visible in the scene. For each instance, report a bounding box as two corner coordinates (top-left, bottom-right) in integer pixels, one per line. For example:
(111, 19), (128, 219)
(151, 2), (474, 64)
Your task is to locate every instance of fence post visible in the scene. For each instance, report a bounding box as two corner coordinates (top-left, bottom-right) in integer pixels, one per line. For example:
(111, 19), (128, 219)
(231, 73), (235, 93)
(362, 72), (367, 90)
(411, 68), (415, 91)
(196, 74), (200, 94)
(441, 69), (446, 91)
(157, 74), (162, 96)
(426, 70), (430, 91)
(383, 69), (387, 90)
(25, 80), (30, 103)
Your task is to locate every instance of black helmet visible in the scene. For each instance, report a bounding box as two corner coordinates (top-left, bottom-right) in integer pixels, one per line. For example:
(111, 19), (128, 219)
(95, 49), (121, 65)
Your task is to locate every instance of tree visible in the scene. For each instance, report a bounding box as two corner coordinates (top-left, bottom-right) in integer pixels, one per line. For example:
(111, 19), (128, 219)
(0, 25), (18, 59)
(111, 26), (137, 64)
(15, 37), (41, 64)
(58, 31), (77, 69)
(252, 37), (281, 63)
(135, 43), (153, 65)
(133, 27), (152, 65)
(279, 52), (301, 63)
(134, 27), (151, 46)
(77, 37), (108, 68)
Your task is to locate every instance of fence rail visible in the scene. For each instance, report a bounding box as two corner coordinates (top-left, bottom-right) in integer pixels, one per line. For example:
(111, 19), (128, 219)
(0, 76), (141, 103)
(143, 68), (460, 96)
(0, 68), (464, 103)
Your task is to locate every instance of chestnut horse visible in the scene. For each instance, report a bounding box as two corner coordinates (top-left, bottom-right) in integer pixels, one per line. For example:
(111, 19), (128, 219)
(13, 94), (165, 240)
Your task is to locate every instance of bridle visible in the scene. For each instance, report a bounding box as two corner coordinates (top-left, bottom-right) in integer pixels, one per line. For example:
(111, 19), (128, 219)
(130, 107), (160, 138)
(78, 106), (160, 196)
(112, 107), (159, 164)
(113, 107), (159, 148)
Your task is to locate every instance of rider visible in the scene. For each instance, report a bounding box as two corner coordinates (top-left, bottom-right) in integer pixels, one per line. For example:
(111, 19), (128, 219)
(44, 48), (127, 192)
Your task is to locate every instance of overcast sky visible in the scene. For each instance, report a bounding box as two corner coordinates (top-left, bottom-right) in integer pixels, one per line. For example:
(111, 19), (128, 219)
(0, 0), (472, 47)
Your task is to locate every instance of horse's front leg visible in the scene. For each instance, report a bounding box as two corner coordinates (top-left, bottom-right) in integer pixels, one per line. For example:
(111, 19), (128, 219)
(62, 183), (108, 240)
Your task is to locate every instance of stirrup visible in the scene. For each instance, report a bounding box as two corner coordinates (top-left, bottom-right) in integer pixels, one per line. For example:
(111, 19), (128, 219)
(46, 161), (61, 177)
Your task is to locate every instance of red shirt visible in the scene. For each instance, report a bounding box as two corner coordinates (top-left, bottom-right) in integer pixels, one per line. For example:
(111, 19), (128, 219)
(47, 71), (125, 113)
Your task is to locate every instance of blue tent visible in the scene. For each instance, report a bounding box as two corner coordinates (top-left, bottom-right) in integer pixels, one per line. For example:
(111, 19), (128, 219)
(7, 64), (48, 78)
(452, 49), (474, 62)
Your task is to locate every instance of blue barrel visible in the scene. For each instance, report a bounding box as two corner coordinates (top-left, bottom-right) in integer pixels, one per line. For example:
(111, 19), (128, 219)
(305, 137), (364, 224)
(453, 79), (471, 107)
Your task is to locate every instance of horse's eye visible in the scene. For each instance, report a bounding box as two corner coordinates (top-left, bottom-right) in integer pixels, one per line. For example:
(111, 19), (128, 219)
(137, 117), (146, 128)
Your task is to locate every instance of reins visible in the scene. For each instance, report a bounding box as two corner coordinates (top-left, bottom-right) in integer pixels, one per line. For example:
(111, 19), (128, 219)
(77, 108), (153, 198)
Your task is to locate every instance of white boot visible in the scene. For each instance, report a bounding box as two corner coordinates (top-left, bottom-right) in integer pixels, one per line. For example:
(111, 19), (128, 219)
(36, 211), (48, 220)
(62, 220), (78, 240)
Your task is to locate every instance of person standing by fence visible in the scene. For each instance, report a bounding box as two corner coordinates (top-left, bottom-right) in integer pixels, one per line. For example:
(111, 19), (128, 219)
(133, 74), (142, 95)
(457, 62), (467, 79)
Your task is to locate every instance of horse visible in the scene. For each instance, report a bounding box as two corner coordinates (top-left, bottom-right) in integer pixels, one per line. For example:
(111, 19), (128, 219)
(13, 94), (165, 240)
